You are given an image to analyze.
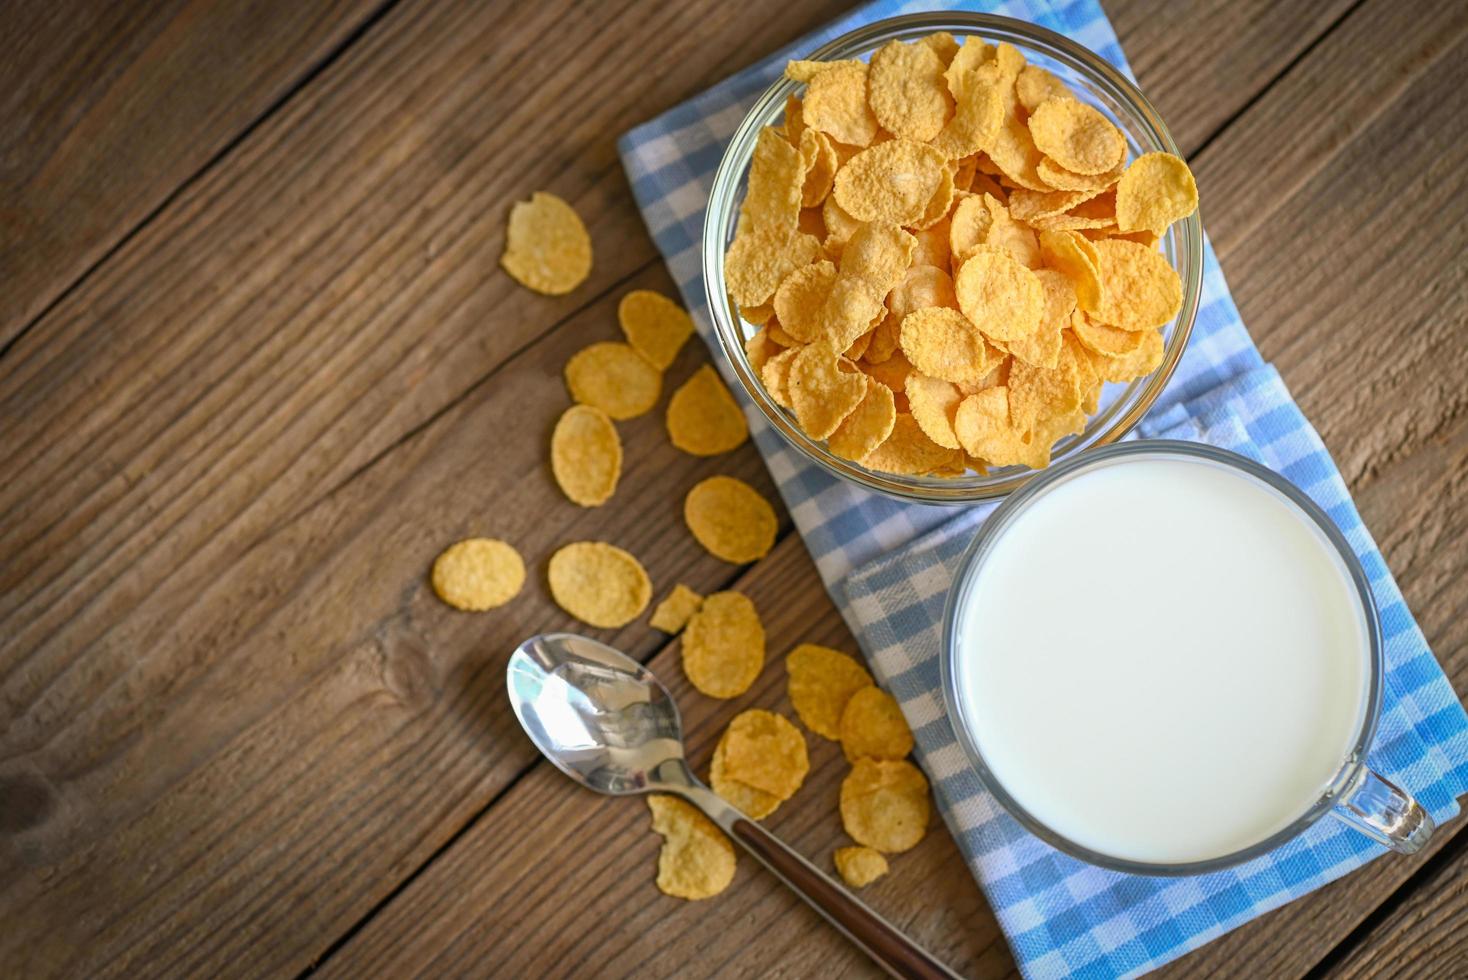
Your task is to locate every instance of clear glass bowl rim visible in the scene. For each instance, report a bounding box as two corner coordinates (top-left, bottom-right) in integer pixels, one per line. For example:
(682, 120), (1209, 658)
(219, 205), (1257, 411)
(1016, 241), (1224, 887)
(702, 12), (1205, 504)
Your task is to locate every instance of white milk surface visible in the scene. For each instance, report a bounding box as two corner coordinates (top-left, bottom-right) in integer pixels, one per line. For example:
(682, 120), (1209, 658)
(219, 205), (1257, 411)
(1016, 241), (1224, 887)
(953, 455), (1370, 866)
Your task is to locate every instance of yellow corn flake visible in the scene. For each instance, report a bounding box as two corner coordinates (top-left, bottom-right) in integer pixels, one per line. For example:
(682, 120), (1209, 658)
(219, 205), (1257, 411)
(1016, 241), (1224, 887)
(1009, 347), (1082, 433)
(865, 313), (901, 365)
(785, 58), (863, 84)
(821, 194), (864, 256)
(1092, 239), (1183, 330)
(952, 154), (978, 192)
(682, 590), (765, 698)
(430, 538), (525, 611)
(761, 345), (801, 408)
(1028, 97), (1126, 176)
(954, 386), (1040, 467)
(844, 328), (874, 362)
(1037, 155), (1124, 192)
(1072, 313), (1145, 358)
(911, 164), (957, 230)
(547, 541), (652, 628)
(650, 584), (703, 633)
(768, 323), (801, 347)
(982, 193), (1043, 269)
(954, 245), (1044, 342)
(616, 289), (694, 370)
(1015, 64), (1070, 114)
(550, 404), (622, 507)
(933, 62), (1005, 160)
(684, 475), (778, 564)
(719, 709), (810, 799)
(860, 350), (914, 395)
(564, 341), (662, 420)
(738, 126), (805, 234)
(803, 61), (881, 147)
(905, 372), (963, 449)
(867, 39), (953, 142)
(724, 226), (823, 308)
(710, 735), (782, 819)
(840, 758), (931, 854)
(1006, 269), (1072, 369)
(828, 379), (897, 461)
(1093, 326), (1165, 383)
(667, 364), (749, 457)
(835, 846), (890, 888)
(783, 94), (805, 143)
(785, 644), (874, 739)
(920, 31), (960, 66)
(948, 194), (993, 265)
(840, 222), (918, 297)
(647, 795), (736, 900)
(909, 217), (952, 271)
(789, 343), (870, 439)
(944, 37), (996, 92)
(899, 306), (994, 383)
(773, 260), (838, 343)
(1115, 151), (1198, 234)
(987, 109), (1050, 191)
(833, 139), (949, 227)
(892, 265), (959, 324)
(840, 686), (916, 762)
(861, 412), (962, 475)
(1038, 229), (1104, 313)
(500, 192), (592, 295)
(1007, 186), (1103, 224)
(741, 301), (774, 326)
(743, 326), (778, 375)
(798, 128), (840, 208)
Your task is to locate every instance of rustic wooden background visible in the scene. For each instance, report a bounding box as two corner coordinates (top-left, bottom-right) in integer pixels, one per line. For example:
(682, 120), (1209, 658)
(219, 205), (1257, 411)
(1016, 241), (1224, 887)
(2, 0), (1465, 976)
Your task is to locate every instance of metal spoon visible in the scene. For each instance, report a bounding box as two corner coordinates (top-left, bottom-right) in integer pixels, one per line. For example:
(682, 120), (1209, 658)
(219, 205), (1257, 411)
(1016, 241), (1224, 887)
(507, 632), (961, 980)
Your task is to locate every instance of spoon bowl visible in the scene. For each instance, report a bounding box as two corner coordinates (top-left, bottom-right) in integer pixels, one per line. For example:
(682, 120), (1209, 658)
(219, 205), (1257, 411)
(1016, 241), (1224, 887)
(507, 632), (691, 796)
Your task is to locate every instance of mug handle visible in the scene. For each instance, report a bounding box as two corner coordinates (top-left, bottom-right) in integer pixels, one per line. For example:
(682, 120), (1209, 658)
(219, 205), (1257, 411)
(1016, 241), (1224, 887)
(1331, 766), (1434, 853)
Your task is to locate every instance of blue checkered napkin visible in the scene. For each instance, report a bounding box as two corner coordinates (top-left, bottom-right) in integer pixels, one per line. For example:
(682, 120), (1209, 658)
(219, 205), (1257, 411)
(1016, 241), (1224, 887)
(617, 1), (1468, 976)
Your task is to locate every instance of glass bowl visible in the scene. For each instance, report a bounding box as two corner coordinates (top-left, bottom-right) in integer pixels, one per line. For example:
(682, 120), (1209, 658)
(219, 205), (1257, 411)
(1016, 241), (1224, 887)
(702, 12), (1203, 504)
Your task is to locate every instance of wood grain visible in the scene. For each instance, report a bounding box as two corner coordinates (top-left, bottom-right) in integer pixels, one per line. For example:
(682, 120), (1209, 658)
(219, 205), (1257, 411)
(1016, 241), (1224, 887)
(0, 0), (388, 346)
(0, 259), (785, 978)
(1, 0), (1465, 976)
(1323, 835), (1468, 979)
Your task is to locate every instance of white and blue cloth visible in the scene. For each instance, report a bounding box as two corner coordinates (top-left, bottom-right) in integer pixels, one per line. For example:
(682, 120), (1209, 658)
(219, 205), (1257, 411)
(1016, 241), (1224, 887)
(617, 2), (1468, 976)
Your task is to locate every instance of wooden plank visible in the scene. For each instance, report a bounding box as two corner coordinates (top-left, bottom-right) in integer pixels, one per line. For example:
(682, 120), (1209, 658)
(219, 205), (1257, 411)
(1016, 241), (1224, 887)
(0, 0), (389, 347)
(1323, 841), (1468, 979)
(0, 0), (1445, 976)
(0, 261), (787, 978)
(313, 533), (1013, 980)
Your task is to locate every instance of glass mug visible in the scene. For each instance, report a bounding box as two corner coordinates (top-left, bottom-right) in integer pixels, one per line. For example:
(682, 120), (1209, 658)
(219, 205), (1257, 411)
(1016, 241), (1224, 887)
(940, 442), (1434, 875)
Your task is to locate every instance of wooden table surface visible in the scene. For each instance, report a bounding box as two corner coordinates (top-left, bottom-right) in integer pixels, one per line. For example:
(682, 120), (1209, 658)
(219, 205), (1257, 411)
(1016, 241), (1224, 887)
(2, 0), (1466, 976)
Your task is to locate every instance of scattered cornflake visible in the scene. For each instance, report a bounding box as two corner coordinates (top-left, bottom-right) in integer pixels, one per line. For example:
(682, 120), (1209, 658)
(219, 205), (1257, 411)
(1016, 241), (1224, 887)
(684, 476), (778, 563)
(650, 584), (704, 634)
(547, 541), (651, 629)
(550, 404), (622, 507)
(682, 591), (765, 698)
(834, 846), (890, 888)
(647, 795), (736, 900)
(666, 364), (749, 457)
(786, 644), (874, 740)
(564, 341), (662, 420)
(719, 709), (810, 800)
(840, 758), (932, 854)
(430, 538), (525, 611)
(840, 687), (916, 762)
(619, 289), (695, 370)
(500, 192), (592, 295)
